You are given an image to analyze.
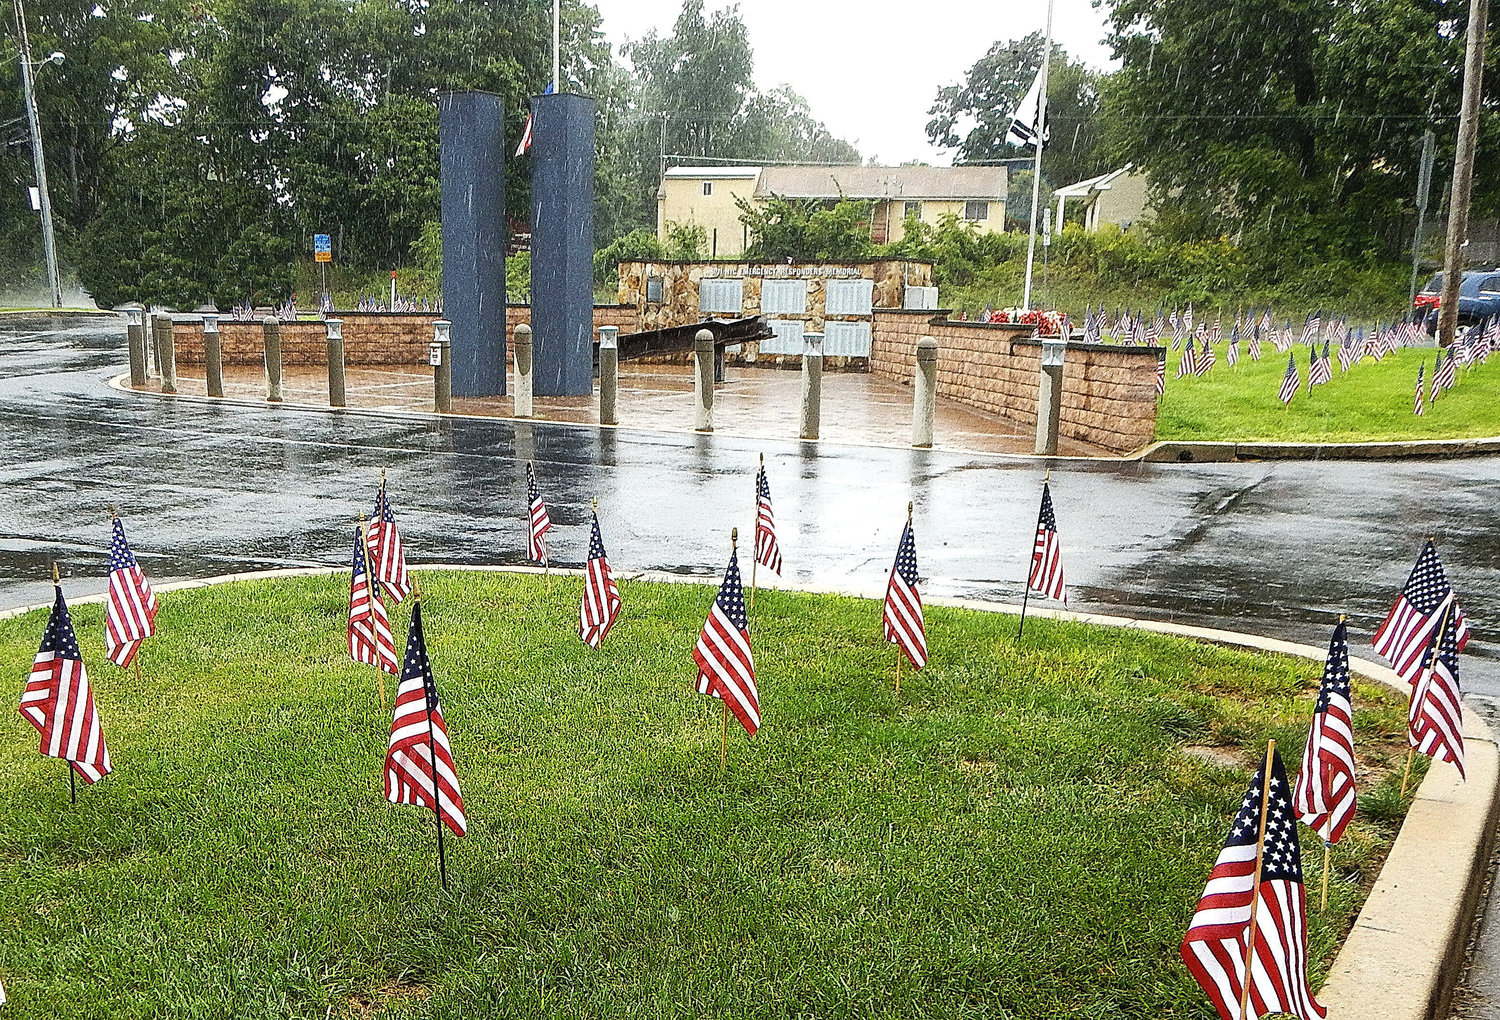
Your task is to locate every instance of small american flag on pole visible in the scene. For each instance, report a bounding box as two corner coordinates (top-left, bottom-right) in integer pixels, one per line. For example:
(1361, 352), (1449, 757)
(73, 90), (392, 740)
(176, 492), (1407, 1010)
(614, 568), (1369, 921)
(1277, 353), (1300, 405)
(105, 515), (157, 668)
(385, 600), (467, 838)
(754, 460), (782, 576)
(1307, 343), (1332, 389)
(1181, 744), (1326, 1020)
(349, 525), (398, 675)
(526, 462), (552, 566)
(1196, 337), (1216, 375)
(20, 582), (112, 784)
(1409, 607), (1466, 779)
(1027, 482), (1067, 605)
(1177, 340), (1198, 378)
(1414, 362), (1426, 416)
(1155, 354), (1166, 399)
(1373, 539), (1469, 686)
(1293, 621), (1357, 845)
(579, 508), (622, 648)
(883, 507), (927, 670)
(695, 535), (759, 738)
(369, 480), (412, 602)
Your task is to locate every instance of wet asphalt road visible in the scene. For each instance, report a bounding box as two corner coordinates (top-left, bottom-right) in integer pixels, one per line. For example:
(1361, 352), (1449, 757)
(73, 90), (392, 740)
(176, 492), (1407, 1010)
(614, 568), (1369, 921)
(4, 319), (1499, 699)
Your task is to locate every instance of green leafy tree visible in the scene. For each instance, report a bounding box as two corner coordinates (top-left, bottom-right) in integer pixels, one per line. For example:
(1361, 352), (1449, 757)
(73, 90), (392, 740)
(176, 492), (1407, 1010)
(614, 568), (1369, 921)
(737, 194), (874, 262)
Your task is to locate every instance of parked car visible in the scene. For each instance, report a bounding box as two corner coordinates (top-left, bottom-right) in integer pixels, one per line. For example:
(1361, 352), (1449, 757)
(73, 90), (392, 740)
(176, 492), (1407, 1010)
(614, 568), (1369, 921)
(1414, 270), (1500, 332)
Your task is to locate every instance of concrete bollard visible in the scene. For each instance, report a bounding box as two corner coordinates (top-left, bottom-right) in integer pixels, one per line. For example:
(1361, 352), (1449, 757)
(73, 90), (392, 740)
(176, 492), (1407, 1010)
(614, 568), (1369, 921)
(126, 308), (146, 387)
(154, 314), (177, 394)
(512, 324), (534, 417)
(800, 331), (824, 441)
(598, 325), (619, 425)
(262, 316), (283, 403)
(325, 319), (346, 408)
(147, 312), (161, 378)
(912, 334), (939, 448)
(432, 319), (453, 413)
(202, 314), (224, 398)
(694, 328), (715, 432)
(1034, 336), (1066, 456)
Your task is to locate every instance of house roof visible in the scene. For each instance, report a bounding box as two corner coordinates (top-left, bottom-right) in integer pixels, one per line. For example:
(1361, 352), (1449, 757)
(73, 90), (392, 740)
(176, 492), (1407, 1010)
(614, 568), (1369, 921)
(1053, 165), (1135, 199)
(663, 166), (763, 179)
(754, 164), (1006, 201)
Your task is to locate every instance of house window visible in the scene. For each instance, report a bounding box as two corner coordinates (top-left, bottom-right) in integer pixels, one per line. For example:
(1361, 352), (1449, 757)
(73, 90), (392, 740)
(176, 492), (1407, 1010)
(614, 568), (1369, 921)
(703, 181), (713, 196)
(903, 201), (922, 220)
(964, 200), (989, 221)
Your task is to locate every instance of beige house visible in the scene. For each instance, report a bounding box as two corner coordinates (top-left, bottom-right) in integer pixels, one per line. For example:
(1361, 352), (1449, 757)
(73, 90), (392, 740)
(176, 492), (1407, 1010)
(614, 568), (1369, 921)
(1053, 165), (1154, 232)
(657, 164), (1009, 257)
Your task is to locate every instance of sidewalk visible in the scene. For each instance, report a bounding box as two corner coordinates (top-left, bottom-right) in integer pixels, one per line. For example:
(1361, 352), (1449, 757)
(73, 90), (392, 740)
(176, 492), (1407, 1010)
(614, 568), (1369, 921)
(159, 361), (1113, 458)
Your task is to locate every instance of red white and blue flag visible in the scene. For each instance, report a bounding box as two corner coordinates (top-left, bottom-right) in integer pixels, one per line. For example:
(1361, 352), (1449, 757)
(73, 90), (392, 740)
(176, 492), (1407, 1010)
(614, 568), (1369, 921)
(694, 544), (759, 737)
(1027, 482), (1067, 605)
(370, 483), (412, 602)
(1409, 608), (1466, 778)
(754, 462), (782, 576)
(579, 511), (622, 648)
(1278, 353), (1300, 405)
(1373, 539), (1469, 686)
(349, 526), (398, 675)
(20, 585), (112, 784)
(1293, 622), (1357, 844)
(105, 515), (157, 668)
(385, 601), (467, 836)
(526, 462), (552, 566)
(883, 517), (928, 669)
(514, 81), (555, 157)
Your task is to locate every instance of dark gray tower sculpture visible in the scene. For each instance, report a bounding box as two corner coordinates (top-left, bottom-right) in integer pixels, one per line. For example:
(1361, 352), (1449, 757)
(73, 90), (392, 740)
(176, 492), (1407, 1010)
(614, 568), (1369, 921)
(438, 91), (506, 396)
(529, 91), (596, 396)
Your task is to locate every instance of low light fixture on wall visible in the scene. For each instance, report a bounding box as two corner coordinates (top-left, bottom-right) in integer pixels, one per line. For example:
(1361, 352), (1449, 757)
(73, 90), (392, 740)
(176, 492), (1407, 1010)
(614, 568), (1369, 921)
(325, 318), (343, 342)
(202, 313), (218, 335)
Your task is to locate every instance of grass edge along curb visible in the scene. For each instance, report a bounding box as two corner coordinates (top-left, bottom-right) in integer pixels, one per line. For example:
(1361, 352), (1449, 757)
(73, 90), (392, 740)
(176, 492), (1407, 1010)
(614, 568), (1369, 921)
(6, 563), (1492, 1018)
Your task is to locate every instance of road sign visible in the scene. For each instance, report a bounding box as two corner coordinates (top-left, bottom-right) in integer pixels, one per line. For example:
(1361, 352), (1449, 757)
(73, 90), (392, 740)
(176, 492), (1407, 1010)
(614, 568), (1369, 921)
(314, 233), (331, 263)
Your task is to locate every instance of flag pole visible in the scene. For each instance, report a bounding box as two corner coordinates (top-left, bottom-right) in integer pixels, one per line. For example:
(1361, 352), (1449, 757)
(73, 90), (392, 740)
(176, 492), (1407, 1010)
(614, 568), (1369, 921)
(1403, 597), (1455, 797)
(1017, 470), (1049, 640)
(1238, 740), (1277, 1020)
(1020, 0), (1053, 312)
(414, 581), (448, 892)
(359, 512), (386, 715)
(750, 455), (761, 613)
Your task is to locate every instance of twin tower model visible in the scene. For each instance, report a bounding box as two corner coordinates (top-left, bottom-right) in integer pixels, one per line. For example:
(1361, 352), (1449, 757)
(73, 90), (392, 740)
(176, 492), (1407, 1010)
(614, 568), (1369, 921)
(438, 90), (595, 399)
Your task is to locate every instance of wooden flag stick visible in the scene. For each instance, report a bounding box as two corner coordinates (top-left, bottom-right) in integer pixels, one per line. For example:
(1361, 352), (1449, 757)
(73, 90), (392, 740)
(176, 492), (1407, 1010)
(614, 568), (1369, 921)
(1016, 472), (1049, 641)
(413, 583), (447, 892)
(69, 767), (76, 805)
(895, 649), (901, 696)
(1321, 842), (1331, 911)
(1401, 748), (1415, 799)
(1238, 740), (1277, 1020)
(721, 700), (728, 772)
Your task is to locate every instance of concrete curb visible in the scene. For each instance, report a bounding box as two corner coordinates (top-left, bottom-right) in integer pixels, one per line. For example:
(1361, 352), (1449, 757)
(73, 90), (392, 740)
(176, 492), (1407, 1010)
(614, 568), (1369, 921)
(1138, 437), (1500, 463)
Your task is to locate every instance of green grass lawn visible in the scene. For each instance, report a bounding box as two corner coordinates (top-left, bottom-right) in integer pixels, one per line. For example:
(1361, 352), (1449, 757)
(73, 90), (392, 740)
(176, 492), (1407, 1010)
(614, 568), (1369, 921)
(0, 572), (1416, 1018)
(1156, 345), (1500, 443)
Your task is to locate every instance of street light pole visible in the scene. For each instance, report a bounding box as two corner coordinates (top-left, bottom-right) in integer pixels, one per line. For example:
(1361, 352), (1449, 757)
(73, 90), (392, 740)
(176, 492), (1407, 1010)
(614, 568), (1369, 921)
(1437, 0), (1488, 348)
(12, 0), (62, 308)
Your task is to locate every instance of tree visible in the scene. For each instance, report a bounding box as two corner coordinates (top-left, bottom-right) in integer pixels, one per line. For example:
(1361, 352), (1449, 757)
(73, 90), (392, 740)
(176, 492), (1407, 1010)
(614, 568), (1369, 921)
(926, 33), (1106, 188)
(736, 194), (874, 262)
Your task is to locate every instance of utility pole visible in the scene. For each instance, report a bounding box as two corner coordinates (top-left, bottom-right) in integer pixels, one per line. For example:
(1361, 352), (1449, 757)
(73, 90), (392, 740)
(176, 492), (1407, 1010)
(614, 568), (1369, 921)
(12, 0), (62, 308)
(1409, 129), (1435, 307)
(1438, 0), (1488, 348)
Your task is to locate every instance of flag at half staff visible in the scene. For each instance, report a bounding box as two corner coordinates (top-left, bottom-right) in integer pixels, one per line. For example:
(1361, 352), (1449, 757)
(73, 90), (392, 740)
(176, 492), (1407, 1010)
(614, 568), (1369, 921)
(369, 480), (412, 602)
(579, 508), (622, 648)
(1028, 481), (1067, 605)
(1181, 744), (1326, 1020)
(526, 462), (552, 566)
(1004, 69), (1049, 149)
(105, 514), (157, 668)
(1293, 621), (1357, 844)
(20, 583), (112, 784)
(754, 461), (782, 576)
(1409, 606), (1466, 778)
(694, 536), (759, 737)
(883, 509), (928, 669)
(385, 601), (467, 836)
(1372, 539), (1469, 685)
(349, 524), (398, 675)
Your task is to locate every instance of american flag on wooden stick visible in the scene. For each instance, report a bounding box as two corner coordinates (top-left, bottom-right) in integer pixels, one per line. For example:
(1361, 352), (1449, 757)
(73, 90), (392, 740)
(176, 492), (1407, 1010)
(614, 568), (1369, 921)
(20, 584), (112, 784)
(385, 601), (467, 837)
(349, 525), (398, 675)
(1409, 607), (1466, 778)
(1277, 353), (1300, 405)
(578, 510), (622, 648)
(1293, 621), (1357, 844)
(1373, 539), (1469, 686)
(1155, 354), (1166, 399)
(1196, 338), (1216, 376)
(105, 515), (157, 668)
(694, 538), (759, 737)
(1027, 482), (1067, 605)
(526, 462), (552, 566)
(1177, 339), (1198, 378)
(754, 461), (782, 575)
(883, 511), (928, 669)
(1181, 745), (1326, 1020)
(369, 482), (412, 602)
(1308, 343), (1332, 389)
(1413, 363), (1426, 416)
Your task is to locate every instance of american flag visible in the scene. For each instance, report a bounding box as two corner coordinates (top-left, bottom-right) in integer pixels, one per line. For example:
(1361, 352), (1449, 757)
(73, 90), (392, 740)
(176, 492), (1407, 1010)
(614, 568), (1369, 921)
(1184, 304), (1194, 332)
(1181, 746), (1326, 1020)
(1028, 482), (1067, 604)
(1337, 333), (1355, 374)
(1226, 334), (1240, 368)
(754, 462), (782, 575)
(1196, 338), (1216, 376)
(883, 516), (927, 669)
(694, 544), (759, 737)
(1273, 325), (1292, 353)
(1301, 311), (1320, 346)
(578, 511), (622, 648)
(1248, 325), (1262, 362)
(105, 516), (157, 668)
(1414, 362), (1426, 416)
(385, 601), (467, 836)
(1373, 539), (1469, 686)
(526, 462), (552, 566)
(1209, 316), (1222, 344)
(1260, 308), (1273, 334)
(513, 80), (554, 157)
(19, 585), (112, 784)
(1083, 309), (1101, 345)
(1293, 622), (1357, 844)
(369, 484), (412, 602)
(1435, 347), (1457, 394)
(1409, 607), (1466, 778)
(1155, 354), (1167, 398)
(1308, 343), (1332, 388)
(1278, 353), (1300, 405)
(1178, 340), (1198, 378)
(349, 526), (398, 675)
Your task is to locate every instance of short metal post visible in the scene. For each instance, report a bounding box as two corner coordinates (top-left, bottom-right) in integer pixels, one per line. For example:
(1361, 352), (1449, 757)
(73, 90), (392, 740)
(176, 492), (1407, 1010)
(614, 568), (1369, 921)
(325, 318), (346, 407)
(800, 331), (824, 440)
(203, 314), (224, 397)
(912, 334), (938, 448)
(155, 314), (177, 394)
(126, 308), (146, 387)
(512, 324), (534, 417)
(432, 319), (453, 413)
(1035, 337), (1066, 456)
(694, 327), (715, 432)
(599, 325), (619, 425)
(262, 316), (283, 403)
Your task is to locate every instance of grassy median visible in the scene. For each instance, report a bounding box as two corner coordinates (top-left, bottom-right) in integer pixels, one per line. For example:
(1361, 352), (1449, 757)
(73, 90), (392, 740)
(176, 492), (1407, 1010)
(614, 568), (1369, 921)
(0, 571), (1416, 1018)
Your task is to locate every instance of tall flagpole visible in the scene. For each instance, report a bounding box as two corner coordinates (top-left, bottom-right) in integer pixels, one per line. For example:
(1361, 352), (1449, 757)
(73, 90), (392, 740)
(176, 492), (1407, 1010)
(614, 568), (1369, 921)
(552, 0), (561, 91)
(1020, 0), (1054, 312)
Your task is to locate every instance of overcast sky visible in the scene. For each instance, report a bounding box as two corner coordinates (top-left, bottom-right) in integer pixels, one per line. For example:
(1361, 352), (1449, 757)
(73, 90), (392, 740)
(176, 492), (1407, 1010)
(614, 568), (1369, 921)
(592, 0), (1118, 167)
